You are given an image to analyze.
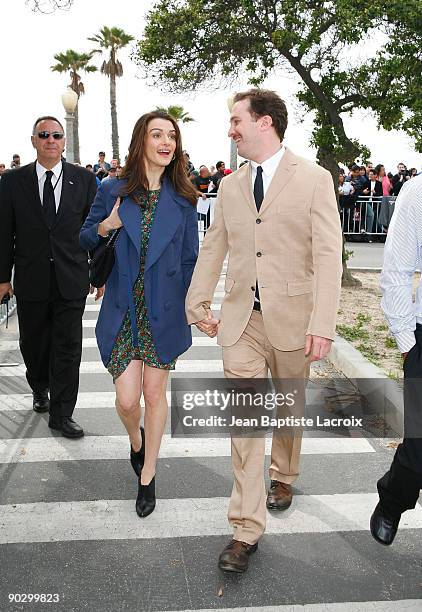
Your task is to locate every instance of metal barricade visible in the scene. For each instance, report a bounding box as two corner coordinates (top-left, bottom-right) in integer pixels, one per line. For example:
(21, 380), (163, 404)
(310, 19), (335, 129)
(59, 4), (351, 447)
(197, 193), (397, 241)
(197, 192), (217, 239)
(340, 195), (397, 239)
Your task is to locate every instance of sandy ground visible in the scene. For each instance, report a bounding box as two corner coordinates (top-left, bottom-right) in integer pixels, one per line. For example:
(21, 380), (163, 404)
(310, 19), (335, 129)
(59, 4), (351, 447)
(337, 270), (420, 379)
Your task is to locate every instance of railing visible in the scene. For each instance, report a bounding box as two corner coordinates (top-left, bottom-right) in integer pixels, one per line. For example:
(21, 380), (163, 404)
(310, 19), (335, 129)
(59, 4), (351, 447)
(198, 193), (397, 240)
(340, 195), (397, 237)
(197, 192), (217, 237)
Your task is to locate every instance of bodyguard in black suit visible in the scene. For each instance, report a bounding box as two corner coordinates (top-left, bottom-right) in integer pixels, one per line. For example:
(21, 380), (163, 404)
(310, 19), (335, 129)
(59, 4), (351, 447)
(0, 116), (99, 438)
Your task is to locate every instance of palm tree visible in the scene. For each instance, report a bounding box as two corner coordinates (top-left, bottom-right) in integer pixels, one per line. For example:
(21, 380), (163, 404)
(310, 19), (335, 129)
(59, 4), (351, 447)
(51, 49), (97, 163)
(155, 105), (194, 124)
(88, 27), (134, 160)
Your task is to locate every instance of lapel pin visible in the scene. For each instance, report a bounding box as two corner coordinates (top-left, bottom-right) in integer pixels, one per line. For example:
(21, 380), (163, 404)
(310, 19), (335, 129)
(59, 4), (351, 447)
(69, 180), (74, 185)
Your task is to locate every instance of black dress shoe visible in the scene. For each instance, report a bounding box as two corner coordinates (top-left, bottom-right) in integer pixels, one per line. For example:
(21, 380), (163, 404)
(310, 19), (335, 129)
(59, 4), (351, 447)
(370, 503), (400, 545)
(130, 426), (145, 476)
(136, 475), (156, 517)
(33, 390), (49, 413)
(48, 416), (84, 439)
(218, 539), (258, 573)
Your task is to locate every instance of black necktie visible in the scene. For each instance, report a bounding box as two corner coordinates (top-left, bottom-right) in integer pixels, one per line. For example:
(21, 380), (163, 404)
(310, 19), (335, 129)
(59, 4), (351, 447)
(254, 166), (264, 212)
(253, 166), (264, 305)
(43, 170), (56, 228)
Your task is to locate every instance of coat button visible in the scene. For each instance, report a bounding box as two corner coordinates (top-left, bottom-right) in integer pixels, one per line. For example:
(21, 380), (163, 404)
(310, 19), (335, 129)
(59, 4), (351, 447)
(256, 218), (261, 224)
(250, 286), (255, 291)
(256, 251), (262, 257)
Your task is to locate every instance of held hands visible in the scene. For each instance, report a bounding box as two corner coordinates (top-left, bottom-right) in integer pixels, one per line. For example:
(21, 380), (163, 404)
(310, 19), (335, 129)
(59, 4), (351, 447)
(0, 282), (13, 302)
(305, 335), (332, 362)
(194, 310), (220, 338)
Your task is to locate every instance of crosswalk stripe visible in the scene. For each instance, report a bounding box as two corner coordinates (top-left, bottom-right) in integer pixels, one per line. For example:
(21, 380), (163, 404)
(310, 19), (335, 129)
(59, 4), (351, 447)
(1, 493), (421, 545)
(0, 335), (219, 353)
(0, 359), (224, 377)
(81, 303), (223, 315)
(167, 603), (422, 612)
(0, 435), (374, 463)
(84, 295), (225, 311)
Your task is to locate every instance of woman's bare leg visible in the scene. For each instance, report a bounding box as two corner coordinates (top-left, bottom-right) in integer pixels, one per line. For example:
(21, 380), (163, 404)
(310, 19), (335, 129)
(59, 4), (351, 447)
(114, 360), (144, 451)
(141, 364), (169, 484)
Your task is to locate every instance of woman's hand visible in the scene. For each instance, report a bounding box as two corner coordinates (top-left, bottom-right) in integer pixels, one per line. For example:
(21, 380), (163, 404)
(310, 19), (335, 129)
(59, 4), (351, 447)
(98, 198), (122, 236)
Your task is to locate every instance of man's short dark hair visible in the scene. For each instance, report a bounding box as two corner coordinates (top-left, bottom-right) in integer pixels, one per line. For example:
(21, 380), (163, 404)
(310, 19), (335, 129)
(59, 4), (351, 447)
(216, 161), (225, 170)
(13, 154), (20, 159)
(86, 164), (93, 169)
(233, 88), (288, 141)
(351, 163), (360, 171)
(32, 116), (64, 135)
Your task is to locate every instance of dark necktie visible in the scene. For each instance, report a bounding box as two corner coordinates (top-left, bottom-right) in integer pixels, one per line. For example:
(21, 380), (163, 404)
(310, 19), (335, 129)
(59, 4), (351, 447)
(43, 170), (56, 228)
(254, 165), (264, 212)
(253, 166), (264, 305)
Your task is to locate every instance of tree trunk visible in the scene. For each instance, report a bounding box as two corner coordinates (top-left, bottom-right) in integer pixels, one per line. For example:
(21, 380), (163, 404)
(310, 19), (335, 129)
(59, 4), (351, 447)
(110, 73), (119, 160)
(317, 146), (361, 288)
(73, 102), (80, 164)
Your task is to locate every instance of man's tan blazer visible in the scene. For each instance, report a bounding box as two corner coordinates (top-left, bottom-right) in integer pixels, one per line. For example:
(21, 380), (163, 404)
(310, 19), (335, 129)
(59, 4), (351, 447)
(186, 148), (343, 351)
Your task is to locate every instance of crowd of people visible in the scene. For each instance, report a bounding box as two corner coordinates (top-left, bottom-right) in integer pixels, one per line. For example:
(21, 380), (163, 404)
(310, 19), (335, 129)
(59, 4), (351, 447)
(338, 161), (420, 238)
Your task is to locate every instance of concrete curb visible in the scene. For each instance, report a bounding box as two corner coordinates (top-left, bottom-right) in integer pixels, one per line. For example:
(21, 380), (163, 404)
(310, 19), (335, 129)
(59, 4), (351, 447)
(328, 334), (404, 436)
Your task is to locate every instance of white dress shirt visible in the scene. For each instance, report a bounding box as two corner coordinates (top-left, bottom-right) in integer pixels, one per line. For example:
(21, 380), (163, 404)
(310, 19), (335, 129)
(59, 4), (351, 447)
(380, 173), (422, 352)
(36, 160), (63, 212)
(250, 145), (286, 196)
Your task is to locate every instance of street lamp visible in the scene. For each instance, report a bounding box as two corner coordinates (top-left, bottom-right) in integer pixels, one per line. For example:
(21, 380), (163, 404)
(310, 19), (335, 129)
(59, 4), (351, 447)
(61, 87), (78, 163)
(227, 95), (238, 171)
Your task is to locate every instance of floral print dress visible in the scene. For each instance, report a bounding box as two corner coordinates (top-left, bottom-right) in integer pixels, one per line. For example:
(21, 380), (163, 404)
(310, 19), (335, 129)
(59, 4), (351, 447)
(107, 189), (176, 380)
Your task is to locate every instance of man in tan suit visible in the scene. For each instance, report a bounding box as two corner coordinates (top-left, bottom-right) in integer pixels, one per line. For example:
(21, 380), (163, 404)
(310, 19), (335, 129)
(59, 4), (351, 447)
(186, 89), (342, 573)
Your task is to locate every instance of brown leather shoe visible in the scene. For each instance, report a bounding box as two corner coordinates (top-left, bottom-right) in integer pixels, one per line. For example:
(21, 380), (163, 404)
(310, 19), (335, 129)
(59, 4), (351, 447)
(266, 480), (293, 510)
(218, 539), (258, 573)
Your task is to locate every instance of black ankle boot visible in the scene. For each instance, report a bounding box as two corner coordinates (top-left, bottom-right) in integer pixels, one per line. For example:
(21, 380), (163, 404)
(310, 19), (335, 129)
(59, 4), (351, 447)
(136, 475), (156, 518)
(130, 426), (145, 477)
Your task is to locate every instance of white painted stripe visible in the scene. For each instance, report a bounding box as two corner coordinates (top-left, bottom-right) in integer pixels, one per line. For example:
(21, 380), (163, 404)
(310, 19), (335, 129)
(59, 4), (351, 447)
(82, 320), (96, 328)
(171, 603), (422, 612)
(0, 335), (218, 353)
(0, 359), (223, 377)
(0, 435), (374, 464)
(1, 493), (421, 544)
(82, 303), (223, 320)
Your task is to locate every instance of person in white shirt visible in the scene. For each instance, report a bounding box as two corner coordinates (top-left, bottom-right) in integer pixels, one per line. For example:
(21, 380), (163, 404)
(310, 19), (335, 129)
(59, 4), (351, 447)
(370, 173), (422, 545)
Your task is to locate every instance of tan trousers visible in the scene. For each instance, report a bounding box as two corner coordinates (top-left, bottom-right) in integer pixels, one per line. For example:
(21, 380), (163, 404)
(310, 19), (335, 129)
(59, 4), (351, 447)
(222, 310), (310, 544)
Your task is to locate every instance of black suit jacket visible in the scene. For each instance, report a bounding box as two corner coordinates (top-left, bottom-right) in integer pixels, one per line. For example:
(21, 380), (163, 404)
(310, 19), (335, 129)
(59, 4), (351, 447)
(0, 161), (97, 300)
(368, 180), (383, 197)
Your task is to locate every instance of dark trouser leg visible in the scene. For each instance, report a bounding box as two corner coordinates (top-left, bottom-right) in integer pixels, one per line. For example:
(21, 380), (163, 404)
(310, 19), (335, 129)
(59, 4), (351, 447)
(49, 270), (85, 419)
(16, 298), (52, 394)
(377, 325), (422, 516)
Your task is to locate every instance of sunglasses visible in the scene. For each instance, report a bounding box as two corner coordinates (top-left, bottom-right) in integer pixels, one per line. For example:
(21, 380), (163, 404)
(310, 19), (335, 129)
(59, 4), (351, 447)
(37, 131), (64, 140)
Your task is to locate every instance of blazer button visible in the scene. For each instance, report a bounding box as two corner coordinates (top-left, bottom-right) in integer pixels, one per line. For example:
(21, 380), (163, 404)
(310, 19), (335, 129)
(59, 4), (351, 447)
(256, 218), (262, 224)
(256, 251), (262, 257)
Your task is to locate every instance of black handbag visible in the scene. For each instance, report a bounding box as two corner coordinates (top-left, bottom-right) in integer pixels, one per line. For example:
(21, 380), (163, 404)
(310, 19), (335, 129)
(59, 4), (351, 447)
(90, 227), (122, 288)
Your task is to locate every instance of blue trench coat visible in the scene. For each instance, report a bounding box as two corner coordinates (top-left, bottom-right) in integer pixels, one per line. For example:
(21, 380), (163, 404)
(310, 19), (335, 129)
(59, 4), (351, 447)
(80, 177), (199, 366)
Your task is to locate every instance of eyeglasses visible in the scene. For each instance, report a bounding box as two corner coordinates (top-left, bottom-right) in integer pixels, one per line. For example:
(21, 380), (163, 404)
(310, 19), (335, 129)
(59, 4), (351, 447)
(37, 131), (64, 140)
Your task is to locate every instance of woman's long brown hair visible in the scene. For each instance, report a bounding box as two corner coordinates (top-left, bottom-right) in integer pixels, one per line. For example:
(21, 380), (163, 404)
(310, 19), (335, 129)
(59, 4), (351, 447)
(119, 111), (197, 205)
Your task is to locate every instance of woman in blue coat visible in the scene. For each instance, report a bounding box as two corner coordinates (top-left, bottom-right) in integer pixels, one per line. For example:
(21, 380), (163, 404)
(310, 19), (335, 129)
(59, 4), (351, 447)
(80, 111), (198, 517)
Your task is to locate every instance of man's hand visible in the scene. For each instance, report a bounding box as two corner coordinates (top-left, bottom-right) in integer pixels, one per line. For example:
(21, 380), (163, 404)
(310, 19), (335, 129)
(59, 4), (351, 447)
(90, 285), (105, 301)
(305, 335), (332, 362)
(194, 310), (219, 337)
(0, 282), (13, 302)
(402, 352), (408, 361)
